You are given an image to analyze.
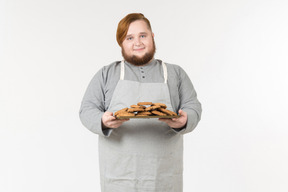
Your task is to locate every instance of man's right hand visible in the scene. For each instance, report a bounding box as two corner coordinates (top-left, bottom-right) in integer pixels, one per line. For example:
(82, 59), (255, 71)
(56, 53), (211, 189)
(101, 111), (129, 129)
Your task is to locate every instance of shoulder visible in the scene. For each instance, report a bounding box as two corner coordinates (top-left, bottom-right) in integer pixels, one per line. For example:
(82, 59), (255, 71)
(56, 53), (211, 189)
(161, 60), (186, 76)
(95, 61), (121, 77)
(160, 60), (191, 85)
(102, 61), (122, 73)
(90, 61), (121, 83)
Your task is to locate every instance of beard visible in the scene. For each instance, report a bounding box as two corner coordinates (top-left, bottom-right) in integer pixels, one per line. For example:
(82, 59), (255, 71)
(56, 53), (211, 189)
(121, 39), (156, 66)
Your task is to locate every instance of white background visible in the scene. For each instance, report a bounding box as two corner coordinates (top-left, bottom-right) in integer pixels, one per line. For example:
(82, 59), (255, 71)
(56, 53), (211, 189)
(1, 0), (288, 191)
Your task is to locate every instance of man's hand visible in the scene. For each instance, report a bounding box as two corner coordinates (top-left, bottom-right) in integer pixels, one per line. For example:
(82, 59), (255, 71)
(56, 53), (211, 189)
(102, 111), (129, 129)
(159, 109), (187, 129)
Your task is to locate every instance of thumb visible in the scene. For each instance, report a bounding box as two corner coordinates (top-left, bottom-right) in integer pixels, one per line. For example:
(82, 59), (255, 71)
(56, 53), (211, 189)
(105, 111), (113, 116)
(178, 109), (187, 117)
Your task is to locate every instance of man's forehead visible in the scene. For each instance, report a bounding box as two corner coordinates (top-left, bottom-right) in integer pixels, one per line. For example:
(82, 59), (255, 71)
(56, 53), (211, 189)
(127, 20), (150, 32)
(126, 32), (148, 36)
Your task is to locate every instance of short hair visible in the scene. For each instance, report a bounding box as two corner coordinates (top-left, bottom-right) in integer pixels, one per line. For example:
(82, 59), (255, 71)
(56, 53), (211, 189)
(116, 13), (152, 46)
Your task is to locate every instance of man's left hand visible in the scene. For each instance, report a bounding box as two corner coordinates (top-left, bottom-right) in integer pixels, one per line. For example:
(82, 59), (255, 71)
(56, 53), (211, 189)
(159, 109), (187, 129)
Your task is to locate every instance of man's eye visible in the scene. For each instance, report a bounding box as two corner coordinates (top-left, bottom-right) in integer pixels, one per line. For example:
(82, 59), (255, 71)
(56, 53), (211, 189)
(140, 35), (146, 38)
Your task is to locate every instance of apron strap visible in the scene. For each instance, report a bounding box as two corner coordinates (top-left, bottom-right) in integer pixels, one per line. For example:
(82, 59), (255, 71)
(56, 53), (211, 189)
(120, 60), (125, 80)
(120, 60), (168, 83)
(162, 61), (168, 84)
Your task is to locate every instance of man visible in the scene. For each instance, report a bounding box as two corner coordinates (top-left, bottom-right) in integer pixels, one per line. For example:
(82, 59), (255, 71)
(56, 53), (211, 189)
(79, 13), (202, 192)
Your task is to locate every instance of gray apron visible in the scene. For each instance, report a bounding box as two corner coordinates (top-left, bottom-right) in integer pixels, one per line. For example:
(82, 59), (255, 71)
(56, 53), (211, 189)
(99, 61), (183, 192)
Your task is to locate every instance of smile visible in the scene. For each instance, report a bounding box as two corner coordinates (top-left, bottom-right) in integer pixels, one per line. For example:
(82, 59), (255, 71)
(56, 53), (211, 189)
(133, 48), (145, 51)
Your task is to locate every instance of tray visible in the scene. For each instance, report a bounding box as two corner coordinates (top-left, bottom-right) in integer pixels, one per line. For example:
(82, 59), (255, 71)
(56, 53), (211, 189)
(115, 115), (181, 119)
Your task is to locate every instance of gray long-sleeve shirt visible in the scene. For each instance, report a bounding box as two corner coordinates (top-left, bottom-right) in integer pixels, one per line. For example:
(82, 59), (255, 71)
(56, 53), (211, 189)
(79, 59), (202, 136)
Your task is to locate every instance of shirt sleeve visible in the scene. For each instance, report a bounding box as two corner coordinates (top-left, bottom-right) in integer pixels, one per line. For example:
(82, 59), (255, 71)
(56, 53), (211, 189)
(79, 67), (112, 136)
(173, 66), (202, 134)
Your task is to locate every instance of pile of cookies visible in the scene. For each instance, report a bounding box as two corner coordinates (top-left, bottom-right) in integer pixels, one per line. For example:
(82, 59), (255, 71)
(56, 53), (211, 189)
(114, 102), (178, 118)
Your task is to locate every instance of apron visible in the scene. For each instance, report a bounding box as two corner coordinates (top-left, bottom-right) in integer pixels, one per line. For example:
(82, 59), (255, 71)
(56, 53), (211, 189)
(99, 60), (183, 192)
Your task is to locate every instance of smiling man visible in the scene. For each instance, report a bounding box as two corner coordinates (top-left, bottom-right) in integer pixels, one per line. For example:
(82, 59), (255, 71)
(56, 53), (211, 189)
(120, 19), (156, 65)
(79, 13), (202, 192)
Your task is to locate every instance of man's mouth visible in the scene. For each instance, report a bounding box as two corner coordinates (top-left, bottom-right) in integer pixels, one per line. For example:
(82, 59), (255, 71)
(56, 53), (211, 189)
(133, 47), (145, 51)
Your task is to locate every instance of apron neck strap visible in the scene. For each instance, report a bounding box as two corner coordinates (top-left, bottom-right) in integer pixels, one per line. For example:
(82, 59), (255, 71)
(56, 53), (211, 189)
(120, 60), (125, 80)
(120, 60), (168, 84)
(162, 61), (168, 84)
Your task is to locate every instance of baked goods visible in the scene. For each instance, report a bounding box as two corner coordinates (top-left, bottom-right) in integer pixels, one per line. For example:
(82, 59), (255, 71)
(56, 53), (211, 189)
(114, 107), (128, 116)
(151, 110), (167, 116)
(114, 102), (178, 118)
(137, 111), (153, 116)
(145, 105), (161, 111)
(130, 105), (146, 109)
(158, 107), (177, 116)
(127, 108), (145, 113)
(137, 102), (153, 106)
(151, 103), (167, 109)
(117, 112), (136, 117)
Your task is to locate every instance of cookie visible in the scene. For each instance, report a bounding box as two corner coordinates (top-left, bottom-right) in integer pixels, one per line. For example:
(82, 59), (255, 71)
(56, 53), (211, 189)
(158, 108), (177, 116)
(131, 105), (146, 109)
(151, 103), (167, 109)
(136, 111), (153, 116)
(127, 108), (145, 113)
(151, 110), (167, 116)
(170, 111), (178, 116)
(137, 102), (153, 106)
(116, 111), (135, 117)
(114, 107), (128, 116)
(145, 105), (161, 111)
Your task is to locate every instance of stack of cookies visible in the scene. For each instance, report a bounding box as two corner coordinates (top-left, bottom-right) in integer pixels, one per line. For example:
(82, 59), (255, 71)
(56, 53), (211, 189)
(114, 102), (178, 118)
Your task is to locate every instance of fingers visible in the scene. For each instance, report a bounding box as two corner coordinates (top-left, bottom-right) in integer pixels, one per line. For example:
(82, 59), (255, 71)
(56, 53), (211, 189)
(107, 115), (116, 121)
(106, 119), (129, 129)
(105, 111), (113, 116)
(102, 111), (129, 129)
(159, 109), (187, 129)
(158, 118), (171, 123)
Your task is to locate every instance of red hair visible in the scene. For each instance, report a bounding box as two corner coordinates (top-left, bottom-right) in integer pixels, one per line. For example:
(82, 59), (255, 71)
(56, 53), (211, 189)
(116, 13), (152, 46)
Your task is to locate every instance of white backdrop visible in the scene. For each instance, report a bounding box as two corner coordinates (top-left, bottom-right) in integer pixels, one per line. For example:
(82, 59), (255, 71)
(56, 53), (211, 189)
(1, 0), (288, 191)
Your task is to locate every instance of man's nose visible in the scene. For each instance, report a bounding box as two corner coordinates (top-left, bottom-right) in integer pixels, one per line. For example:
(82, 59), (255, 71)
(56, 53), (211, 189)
(134, 37), (141, 46)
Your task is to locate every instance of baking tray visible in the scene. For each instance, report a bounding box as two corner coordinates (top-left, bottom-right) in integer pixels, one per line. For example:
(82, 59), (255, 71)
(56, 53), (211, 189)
(115, 115), (181, 119)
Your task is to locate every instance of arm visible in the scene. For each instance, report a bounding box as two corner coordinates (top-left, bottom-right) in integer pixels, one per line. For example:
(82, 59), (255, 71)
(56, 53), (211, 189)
(79, 67), (129, 136)
(177, 66), (202, 133)
(79, 69), (108, 136)
(160, 66), (202, 134)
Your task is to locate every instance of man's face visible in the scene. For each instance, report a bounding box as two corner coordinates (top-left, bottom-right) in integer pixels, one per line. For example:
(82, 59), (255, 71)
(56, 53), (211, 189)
(121, 20), (156, 65)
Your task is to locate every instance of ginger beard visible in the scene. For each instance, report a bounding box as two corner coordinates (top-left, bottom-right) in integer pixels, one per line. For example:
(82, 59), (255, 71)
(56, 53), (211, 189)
(121, 38), (156, 66)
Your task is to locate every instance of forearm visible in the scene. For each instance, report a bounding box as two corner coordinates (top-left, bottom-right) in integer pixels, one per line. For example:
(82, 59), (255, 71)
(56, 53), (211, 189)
(79, 106), (106, 136)
(79, 67), (115, 136)
(181, 108), (201, 134)
(175, 66), (202, 134)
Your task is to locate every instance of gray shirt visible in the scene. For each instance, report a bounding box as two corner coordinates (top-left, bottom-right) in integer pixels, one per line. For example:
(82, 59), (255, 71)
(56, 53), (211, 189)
(79, 59), (202, 136)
